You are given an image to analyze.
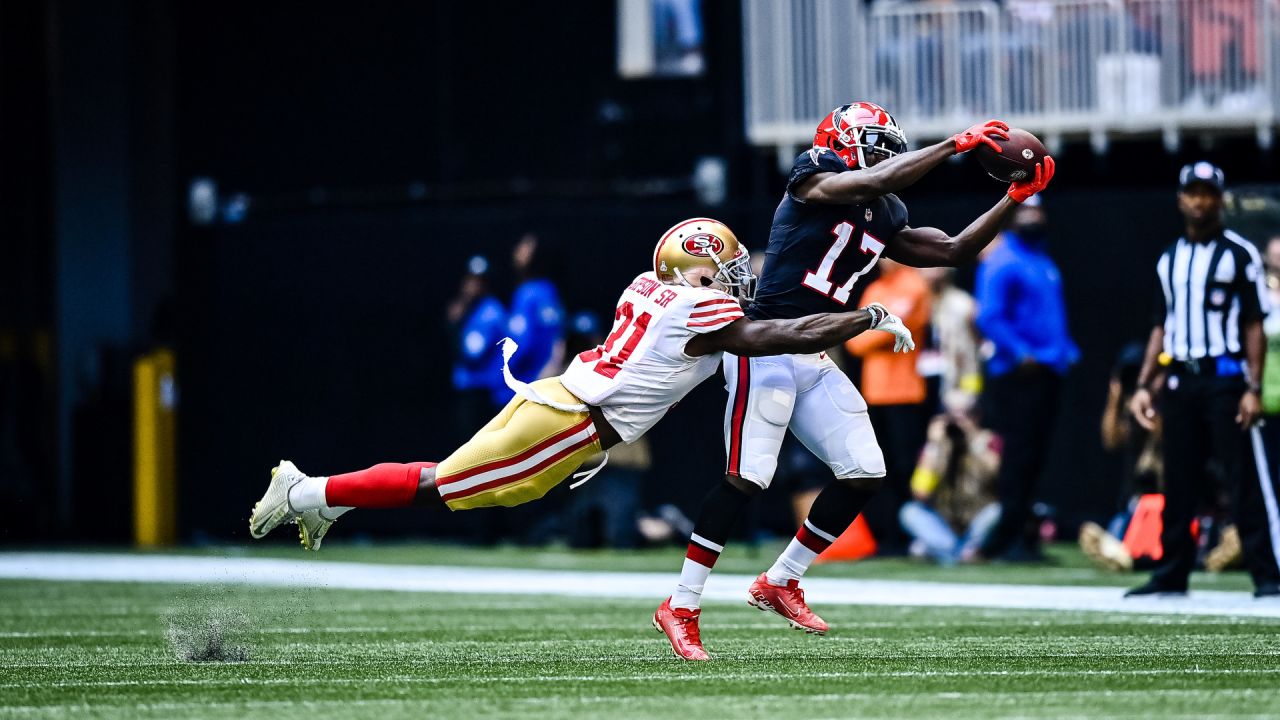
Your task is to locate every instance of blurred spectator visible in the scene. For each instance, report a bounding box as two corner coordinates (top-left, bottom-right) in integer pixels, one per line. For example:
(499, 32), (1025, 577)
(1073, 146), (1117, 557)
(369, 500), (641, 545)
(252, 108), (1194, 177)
(447, 256), (507, 436)
(1185, 0), (1261, 110)
(1078, 343), (1163, 572)
(1262, 235), (1280, 415)
(917, 267), (982, 414)
(652, 0), (705, 76)
(502, 234), (566, 400)
(900, 389), (1002, 565)
(773, 432), (833, 530)
(1101, 343), (1162, 532)
(565, 438), (651, 549)
(976, 195), (1078, 561)
(845, 258), (931, 554)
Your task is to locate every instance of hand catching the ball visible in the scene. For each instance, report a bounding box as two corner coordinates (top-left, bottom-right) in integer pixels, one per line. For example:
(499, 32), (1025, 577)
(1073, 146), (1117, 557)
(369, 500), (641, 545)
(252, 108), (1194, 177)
(1008, 156), (1055, 203)
(953, 120), (1010, 154)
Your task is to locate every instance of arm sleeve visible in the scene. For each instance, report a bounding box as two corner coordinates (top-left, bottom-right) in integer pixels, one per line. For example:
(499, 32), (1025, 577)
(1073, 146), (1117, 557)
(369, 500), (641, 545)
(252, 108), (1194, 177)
(785, 149), (851, 202)
(682, 292), (744, 335)
(910, 417), (949, 498)
(975, 260), (1032, 361)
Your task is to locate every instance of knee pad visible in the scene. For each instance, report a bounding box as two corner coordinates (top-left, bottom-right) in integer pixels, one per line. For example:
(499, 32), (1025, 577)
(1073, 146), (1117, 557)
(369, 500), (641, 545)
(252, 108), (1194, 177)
(756, 387), (796, 425)
(843, 425), (886, 477)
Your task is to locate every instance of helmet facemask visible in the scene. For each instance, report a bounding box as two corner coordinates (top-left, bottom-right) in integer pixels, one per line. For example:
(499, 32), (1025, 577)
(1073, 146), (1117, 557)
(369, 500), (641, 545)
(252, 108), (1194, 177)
(843, 123), (907, 169)
(674, 247), (756, 303)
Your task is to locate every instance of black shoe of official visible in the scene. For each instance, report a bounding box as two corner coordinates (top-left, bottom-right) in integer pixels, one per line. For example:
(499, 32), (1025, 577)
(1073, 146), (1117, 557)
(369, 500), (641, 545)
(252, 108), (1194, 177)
(1124, 580), (1188, 598)
(1255, 582), (1280, 598)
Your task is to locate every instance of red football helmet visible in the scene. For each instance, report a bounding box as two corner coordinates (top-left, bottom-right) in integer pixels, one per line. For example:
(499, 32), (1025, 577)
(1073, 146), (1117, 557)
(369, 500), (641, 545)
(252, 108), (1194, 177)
(814, 102), (908, 170)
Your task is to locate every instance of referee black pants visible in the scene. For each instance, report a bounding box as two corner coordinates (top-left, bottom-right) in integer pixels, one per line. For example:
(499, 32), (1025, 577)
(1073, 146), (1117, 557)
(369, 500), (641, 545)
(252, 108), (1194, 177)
(1153, 372), (1280, 590)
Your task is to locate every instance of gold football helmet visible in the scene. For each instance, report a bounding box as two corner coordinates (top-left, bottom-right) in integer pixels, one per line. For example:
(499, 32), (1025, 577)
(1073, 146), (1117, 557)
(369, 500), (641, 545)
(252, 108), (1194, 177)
(653, 217), (756, 301)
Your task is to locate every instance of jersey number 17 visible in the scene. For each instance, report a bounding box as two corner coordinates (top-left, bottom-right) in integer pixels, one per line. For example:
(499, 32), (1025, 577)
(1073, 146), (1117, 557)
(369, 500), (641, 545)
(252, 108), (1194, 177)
(802, 221), (885, 305)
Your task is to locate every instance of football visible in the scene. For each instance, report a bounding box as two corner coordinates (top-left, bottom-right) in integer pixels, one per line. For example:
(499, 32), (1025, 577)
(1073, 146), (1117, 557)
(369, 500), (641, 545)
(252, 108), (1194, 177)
(975, 127), (1048, 183)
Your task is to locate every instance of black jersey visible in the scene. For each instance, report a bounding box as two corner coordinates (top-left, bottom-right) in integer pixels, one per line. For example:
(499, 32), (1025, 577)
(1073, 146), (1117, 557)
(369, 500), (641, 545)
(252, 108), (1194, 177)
(748, 148), (910, 320)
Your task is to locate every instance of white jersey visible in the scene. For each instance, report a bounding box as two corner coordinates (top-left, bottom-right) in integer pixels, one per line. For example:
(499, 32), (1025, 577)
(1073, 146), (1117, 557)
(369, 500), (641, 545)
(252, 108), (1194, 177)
(561, 271), (744, 443)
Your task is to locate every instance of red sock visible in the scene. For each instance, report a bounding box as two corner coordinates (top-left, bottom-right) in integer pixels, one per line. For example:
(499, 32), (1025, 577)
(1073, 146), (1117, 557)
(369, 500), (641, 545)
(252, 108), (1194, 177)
(326, 462), (436, 508)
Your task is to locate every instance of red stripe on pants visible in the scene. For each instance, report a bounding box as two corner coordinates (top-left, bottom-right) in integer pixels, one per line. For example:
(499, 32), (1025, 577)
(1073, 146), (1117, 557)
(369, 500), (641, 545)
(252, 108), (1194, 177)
(438, 433), (599, 502)
(436, 417), (594, 487)
(727, 355), (750, 476)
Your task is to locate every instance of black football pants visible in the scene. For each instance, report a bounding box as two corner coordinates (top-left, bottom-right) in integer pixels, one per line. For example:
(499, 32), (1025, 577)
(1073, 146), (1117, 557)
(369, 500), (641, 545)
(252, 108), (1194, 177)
(980, 364), (1061, 558)
(1153, 372), (1280, 590)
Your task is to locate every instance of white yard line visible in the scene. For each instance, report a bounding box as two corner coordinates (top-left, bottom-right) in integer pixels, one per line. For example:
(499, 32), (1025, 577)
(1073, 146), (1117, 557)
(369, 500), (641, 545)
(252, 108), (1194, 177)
(0, 552), (1278, 618)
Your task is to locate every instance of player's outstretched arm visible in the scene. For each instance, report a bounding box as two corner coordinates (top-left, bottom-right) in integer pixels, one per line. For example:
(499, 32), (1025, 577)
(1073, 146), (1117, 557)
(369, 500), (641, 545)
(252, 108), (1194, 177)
(795, 120), (1009, 205)
(887, 157), (1055, 267)
(686, 304), (914, 357)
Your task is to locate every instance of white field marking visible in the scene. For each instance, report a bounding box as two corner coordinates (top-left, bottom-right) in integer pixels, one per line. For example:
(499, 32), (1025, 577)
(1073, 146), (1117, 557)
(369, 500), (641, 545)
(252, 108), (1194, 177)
(4, 689), (1280, 716)
(2, 552), (1280, 619)
(4, 667), (1280, 691)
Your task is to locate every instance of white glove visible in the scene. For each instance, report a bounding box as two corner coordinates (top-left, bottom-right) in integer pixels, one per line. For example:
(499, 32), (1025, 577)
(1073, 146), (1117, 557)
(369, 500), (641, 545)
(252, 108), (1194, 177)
(864, 302), (915, 353)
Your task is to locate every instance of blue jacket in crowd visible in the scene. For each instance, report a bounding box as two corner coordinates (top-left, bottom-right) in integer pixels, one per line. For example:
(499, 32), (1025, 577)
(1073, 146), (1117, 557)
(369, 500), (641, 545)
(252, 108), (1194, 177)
(452, 295), (509, 405)
(500, 278), (565, 401)
(975, 232), (1079, 377)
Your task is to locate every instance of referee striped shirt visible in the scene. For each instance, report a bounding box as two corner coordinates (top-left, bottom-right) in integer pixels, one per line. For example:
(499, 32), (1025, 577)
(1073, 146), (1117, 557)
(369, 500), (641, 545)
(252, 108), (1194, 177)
(1154, 229), (1269, 360)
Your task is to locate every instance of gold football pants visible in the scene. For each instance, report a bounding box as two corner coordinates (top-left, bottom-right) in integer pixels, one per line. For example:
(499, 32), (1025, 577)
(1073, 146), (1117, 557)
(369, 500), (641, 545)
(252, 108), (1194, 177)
(435, 377), (601, 510)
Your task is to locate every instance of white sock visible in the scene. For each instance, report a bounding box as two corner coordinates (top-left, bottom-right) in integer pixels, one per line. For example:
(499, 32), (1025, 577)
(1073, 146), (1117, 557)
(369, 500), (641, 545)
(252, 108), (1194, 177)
(670, 557), (713, 609)
(287, 476), (330, 512)
(765, 538), (820, 586)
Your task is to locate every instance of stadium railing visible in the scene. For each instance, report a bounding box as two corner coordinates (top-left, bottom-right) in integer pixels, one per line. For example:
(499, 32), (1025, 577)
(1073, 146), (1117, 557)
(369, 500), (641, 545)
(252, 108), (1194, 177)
(743, 0), (1279, 162)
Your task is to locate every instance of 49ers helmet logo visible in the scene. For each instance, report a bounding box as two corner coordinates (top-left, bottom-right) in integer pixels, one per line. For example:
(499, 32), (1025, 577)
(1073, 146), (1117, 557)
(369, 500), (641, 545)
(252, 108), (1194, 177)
(681, 233), (724, 257)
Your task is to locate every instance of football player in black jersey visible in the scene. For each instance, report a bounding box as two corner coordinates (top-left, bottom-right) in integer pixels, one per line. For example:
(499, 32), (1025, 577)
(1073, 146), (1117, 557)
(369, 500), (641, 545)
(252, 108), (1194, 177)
(654, 102), (1055, 660)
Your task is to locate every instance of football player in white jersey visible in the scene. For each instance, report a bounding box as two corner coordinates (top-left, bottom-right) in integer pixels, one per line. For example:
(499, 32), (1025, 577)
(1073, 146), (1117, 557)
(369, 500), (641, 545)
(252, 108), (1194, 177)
(248, 218), (914, 571)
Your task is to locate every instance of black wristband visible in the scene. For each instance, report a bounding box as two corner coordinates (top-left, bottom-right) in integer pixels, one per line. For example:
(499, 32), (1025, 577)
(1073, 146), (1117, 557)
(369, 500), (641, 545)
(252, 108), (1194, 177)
(864, 305), (884, 329)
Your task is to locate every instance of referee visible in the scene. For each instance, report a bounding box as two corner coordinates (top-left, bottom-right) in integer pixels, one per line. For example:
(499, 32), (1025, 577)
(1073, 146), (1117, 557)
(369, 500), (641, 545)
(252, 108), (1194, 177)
(1128, 162), (1280, 598)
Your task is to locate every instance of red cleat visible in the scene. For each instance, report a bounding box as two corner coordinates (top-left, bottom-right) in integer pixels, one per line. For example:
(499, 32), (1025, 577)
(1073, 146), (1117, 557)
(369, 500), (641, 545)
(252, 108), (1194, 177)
(747, 573), (829, 635)
(653, 596), (710, 661)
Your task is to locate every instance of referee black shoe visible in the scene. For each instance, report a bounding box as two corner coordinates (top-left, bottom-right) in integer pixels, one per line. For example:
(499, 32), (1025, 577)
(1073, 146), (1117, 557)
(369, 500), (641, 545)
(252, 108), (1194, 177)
(1255, 582), (1280, 599)
(1124, 580), (1187, 598)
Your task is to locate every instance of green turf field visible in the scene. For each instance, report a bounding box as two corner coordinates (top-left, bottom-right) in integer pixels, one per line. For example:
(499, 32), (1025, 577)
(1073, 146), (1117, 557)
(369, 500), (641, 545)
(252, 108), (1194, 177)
(2, 545), (1277, 719)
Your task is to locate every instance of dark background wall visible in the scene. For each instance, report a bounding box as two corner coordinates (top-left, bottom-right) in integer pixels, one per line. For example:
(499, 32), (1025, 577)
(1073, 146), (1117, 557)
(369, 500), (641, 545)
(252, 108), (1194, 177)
(2, 0), (1276, 543)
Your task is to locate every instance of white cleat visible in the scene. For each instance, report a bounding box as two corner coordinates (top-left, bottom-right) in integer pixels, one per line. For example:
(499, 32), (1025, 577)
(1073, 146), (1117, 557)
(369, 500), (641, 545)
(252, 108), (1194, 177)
(297, 509), (335, 551)
(249, 460), (307, 539)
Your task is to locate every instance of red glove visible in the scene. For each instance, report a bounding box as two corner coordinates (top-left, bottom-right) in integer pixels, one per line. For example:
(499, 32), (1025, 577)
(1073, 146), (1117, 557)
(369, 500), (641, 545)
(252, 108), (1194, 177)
(952, 120), (1009, 154)
(1008, 156), (1055, 203)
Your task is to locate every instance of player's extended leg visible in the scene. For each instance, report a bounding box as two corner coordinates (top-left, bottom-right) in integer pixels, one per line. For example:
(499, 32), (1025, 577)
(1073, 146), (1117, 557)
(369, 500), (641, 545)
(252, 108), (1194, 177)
(654, 354), (794, 661)
(750, 354), (887, 634)
(250, 378), (600, 549)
